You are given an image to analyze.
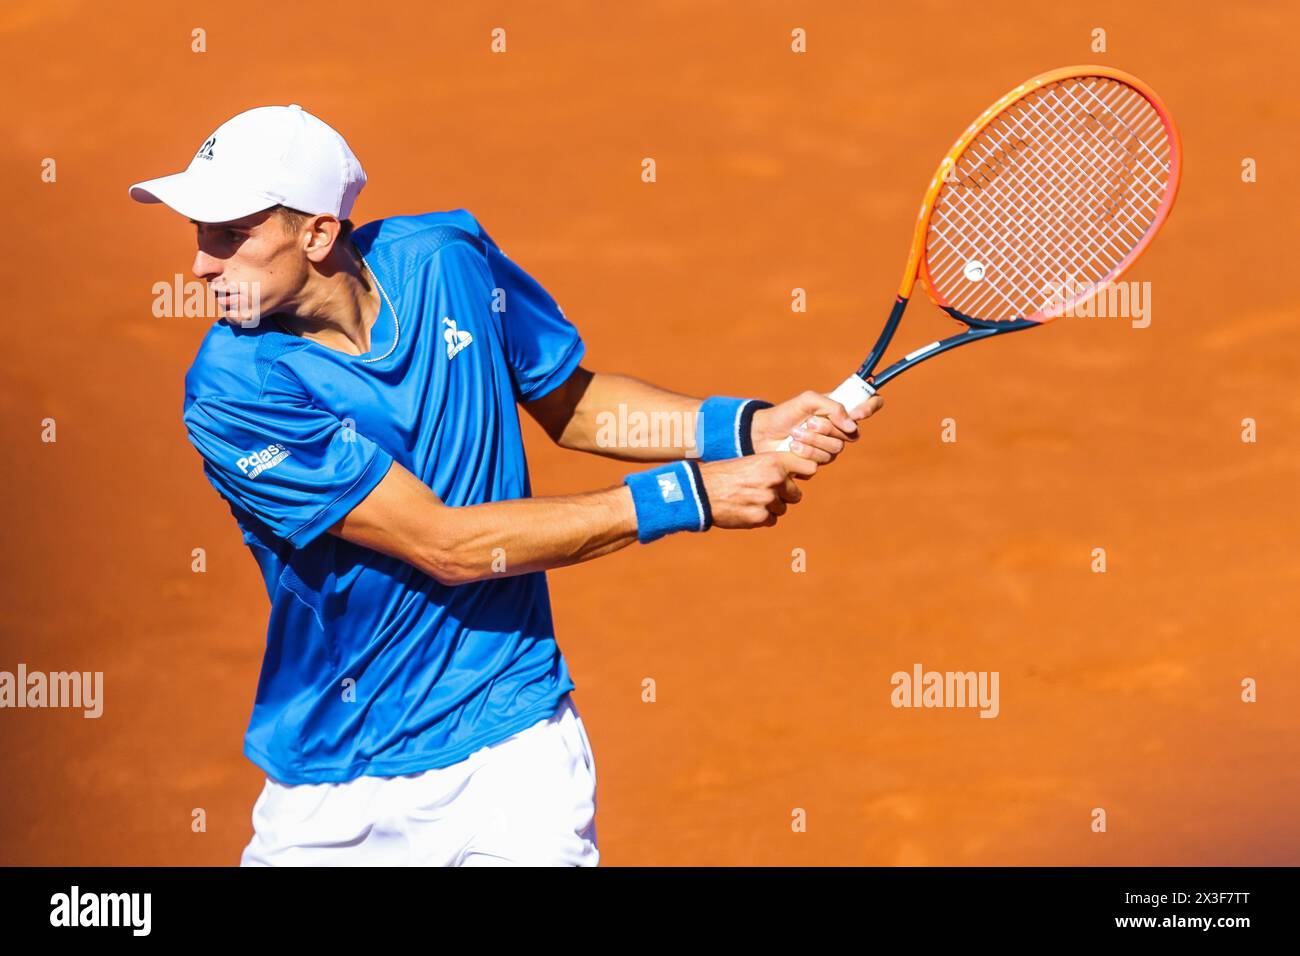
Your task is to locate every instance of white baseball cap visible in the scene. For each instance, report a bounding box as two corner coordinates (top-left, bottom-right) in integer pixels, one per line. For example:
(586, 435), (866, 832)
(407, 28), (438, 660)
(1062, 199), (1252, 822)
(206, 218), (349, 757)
(129, 104), (366, 223)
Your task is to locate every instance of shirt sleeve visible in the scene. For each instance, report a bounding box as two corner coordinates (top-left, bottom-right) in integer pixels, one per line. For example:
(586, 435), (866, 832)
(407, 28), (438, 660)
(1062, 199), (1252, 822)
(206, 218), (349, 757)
(482, 235), (585, 402)
(184, 394), (394, 549)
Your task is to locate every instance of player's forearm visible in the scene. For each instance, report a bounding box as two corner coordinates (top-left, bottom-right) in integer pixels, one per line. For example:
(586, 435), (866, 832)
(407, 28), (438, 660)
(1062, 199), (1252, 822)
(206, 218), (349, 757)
(416, 486), (640, 585)
(331, 462), (642, 586)
(556, 372), (703, 461)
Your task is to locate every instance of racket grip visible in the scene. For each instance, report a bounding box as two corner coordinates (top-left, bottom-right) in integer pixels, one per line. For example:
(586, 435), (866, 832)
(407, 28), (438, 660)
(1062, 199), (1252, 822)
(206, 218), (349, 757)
(775, 375), (877, 452)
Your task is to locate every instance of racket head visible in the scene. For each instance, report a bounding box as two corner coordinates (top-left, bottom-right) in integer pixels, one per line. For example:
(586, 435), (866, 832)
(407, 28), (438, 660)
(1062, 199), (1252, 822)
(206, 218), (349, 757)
(900, 66), (1182, 327)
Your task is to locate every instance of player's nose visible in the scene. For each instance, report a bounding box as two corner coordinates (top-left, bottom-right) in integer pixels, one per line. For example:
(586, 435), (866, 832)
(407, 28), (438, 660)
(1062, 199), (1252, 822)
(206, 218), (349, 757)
(192, 249), (222, 281)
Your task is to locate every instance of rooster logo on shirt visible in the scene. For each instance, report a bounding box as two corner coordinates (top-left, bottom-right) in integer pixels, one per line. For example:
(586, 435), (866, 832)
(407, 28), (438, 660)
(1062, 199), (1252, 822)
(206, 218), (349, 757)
(443, 318), (473, 360)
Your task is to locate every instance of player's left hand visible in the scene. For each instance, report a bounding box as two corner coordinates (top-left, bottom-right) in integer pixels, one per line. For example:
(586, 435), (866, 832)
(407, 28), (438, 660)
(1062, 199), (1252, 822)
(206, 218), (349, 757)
(750, 391), (884, 463)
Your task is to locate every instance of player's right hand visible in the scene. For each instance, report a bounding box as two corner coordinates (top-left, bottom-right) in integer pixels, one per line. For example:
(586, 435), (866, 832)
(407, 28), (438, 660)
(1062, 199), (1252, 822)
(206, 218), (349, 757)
(698, 452), (817, 529)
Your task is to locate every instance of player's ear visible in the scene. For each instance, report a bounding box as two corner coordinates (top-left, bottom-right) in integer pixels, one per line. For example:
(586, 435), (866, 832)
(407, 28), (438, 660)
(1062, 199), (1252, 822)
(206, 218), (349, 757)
(304, 215), (344, 263)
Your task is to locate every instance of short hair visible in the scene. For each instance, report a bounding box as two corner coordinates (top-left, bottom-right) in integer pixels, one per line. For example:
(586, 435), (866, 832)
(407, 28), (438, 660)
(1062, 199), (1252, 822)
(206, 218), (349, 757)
(272, 205), (354, 245)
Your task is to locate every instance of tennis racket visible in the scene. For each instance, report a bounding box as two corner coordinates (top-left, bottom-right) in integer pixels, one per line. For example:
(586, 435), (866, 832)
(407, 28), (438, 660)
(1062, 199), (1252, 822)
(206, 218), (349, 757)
(779, 65), (1181, 448)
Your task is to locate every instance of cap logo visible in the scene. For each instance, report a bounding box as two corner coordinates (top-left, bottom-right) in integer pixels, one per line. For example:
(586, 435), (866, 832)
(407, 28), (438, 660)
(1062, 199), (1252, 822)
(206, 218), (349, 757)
(195, 137), (216, 161)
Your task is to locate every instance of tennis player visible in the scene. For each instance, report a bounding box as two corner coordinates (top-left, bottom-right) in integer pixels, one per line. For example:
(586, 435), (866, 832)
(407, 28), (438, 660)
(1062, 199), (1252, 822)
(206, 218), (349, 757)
(129, 104), (882, 866)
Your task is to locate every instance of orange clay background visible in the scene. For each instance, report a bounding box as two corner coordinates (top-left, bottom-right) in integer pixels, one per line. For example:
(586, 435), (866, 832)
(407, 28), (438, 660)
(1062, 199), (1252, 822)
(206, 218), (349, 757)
(2, 0), (1298, 866)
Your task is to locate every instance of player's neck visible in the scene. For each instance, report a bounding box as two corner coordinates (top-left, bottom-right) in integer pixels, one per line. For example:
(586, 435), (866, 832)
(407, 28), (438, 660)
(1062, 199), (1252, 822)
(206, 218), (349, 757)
(276, 243), (382, 356)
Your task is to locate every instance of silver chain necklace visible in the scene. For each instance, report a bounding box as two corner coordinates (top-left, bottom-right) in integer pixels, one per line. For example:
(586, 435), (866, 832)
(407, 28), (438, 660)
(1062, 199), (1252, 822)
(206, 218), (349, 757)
(353, 247), (397, 361)
(274, 243), (399, 363)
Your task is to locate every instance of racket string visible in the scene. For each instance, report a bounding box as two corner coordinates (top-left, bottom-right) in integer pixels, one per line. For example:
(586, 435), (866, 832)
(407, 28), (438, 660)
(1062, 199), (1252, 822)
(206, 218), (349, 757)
(1011, 87), (1160, 235)
(1064, 80), (1170, 178)
(1018, 115), (1150, 261)
(989, 88), (1153, 244)
(984, 97), (1148, 285)
(924, 75), (1174, 322)
(949, 87), (1158, 311)
(931, 150), (1102, 318)
(931, 135), (1107, 319)
(992, 80), (1165, 304)
(1010, 87), (1164, 298)
(1038, 87), (1164, 224)
(937, 124), (1113, 294)
(931, 199), (1051, 315)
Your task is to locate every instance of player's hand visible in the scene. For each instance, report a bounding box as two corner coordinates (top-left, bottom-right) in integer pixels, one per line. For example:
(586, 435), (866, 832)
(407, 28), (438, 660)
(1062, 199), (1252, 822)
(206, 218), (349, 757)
(751, 391), (884, 463)
(698, 452), (818, 529)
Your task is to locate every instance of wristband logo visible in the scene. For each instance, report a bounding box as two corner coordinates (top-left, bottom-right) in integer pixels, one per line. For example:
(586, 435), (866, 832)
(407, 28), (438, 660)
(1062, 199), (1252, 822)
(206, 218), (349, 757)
(236, 443), (291, 479)
(656, 472), (684, 503)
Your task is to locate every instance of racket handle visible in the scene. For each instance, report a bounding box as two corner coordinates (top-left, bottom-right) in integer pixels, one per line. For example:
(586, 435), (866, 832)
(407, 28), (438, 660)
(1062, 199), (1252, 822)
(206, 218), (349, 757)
(775, 374), (877, 452)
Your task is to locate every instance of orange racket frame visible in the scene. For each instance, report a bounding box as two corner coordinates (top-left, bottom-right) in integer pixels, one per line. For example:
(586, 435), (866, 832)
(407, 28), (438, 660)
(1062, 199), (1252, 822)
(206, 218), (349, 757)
(779, 64), (1182, 442)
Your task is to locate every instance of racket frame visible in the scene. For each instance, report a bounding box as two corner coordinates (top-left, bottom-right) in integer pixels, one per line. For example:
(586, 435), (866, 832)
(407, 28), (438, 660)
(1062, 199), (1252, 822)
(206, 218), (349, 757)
(869, 65), (1181, 388)
(780, 65), (1182, 448)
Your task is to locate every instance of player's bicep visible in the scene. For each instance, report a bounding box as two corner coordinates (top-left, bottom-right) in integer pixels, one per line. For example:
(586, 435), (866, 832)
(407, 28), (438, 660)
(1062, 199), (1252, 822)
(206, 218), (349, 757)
(521, 364), (594, 444)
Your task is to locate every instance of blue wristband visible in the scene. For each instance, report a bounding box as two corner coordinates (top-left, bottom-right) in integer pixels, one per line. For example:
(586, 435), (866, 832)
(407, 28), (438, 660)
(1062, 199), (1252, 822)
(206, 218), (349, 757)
(695, 396), (773, 461)
(624, 460), (712, 544)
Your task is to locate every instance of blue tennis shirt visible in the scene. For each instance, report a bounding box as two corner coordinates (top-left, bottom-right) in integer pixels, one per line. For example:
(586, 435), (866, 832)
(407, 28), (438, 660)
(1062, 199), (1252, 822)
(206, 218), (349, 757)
(182, 210), (584, 784)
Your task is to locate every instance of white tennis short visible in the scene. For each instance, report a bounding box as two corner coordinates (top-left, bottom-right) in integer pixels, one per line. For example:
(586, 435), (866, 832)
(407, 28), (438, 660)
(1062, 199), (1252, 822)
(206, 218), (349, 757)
(239, 693), (598, 866)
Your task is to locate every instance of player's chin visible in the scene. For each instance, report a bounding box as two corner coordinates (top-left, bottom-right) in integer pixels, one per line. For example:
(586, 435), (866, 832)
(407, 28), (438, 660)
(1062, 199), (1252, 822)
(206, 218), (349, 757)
(216, 296), (269, 327)
(218, 306), (265, 328)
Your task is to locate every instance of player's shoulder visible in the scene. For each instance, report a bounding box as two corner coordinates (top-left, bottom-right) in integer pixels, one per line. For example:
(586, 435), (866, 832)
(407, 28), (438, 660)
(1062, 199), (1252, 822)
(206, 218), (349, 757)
(183, 319), (310, 414)
(352, 209), (495, 273)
